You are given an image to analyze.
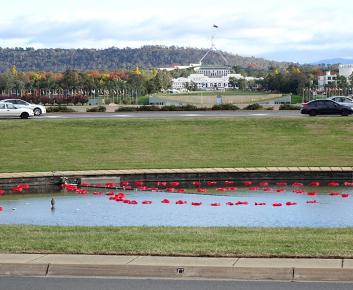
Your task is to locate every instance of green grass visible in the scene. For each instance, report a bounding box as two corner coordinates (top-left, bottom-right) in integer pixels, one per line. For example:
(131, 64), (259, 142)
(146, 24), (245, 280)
(0, 225), (353, 257)
(1, 117), (353, 173)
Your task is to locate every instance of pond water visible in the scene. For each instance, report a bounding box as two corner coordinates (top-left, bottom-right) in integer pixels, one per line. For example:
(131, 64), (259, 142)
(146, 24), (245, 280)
(1, 186), (353, 227)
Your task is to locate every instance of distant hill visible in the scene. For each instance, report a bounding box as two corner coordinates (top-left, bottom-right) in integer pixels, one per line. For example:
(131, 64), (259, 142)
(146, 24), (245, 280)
(0, 46), (290, 72)
(311, 58), (353, 65)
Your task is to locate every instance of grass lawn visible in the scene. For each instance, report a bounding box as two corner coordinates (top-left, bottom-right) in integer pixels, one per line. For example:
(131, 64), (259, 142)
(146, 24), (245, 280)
(1, 117), (353, 173)
(0, 225), (353, 257)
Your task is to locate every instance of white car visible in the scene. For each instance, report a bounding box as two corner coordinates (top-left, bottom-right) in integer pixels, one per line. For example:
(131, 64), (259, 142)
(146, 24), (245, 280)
(327, 96), (353, 108)
(1, 99), (46, 116)
(0, 102), (34, 119)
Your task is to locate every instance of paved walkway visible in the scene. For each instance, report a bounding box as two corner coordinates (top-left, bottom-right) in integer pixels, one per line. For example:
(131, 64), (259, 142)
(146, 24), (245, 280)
(1, 254), (353, 281)
(1, 167), (353, 179)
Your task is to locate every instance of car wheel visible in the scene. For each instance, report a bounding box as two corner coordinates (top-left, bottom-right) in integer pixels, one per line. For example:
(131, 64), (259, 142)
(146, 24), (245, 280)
(308, 110), (317, 116)
(20, 112), (29, 119)
(341, 109), (350, 116)
(33, 108), (42, 116)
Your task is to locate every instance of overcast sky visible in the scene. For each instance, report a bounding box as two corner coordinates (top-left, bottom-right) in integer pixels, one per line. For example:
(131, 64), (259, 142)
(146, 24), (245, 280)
(0, 0), (352, 63)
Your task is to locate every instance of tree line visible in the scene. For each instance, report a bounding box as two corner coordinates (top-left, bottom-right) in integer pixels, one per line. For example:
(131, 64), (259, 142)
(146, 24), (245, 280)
(0, 46), (289, 72)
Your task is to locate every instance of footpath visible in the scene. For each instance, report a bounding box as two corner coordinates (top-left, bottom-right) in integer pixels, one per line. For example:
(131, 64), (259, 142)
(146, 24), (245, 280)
(1, 254), (353, 281)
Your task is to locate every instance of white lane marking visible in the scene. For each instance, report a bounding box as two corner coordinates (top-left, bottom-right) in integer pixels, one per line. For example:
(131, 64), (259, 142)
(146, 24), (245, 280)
(181, 114), (202, 117)
(112, 114), (132, 118)
(251, 113), (269, 116)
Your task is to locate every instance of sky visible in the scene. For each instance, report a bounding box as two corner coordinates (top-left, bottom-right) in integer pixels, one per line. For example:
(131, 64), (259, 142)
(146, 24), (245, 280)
(0, 0), (352, 63)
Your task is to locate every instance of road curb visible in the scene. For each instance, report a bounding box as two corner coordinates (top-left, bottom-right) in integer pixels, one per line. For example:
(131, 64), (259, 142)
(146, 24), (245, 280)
(1, 263), (353, 281)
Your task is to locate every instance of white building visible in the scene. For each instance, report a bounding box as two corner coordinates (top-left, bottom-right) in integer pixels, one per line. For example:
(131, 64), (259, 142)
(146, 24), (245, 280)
(318, 71), (337, 89)
(171, 66), (262, 91)
(339, 64), (353, 79)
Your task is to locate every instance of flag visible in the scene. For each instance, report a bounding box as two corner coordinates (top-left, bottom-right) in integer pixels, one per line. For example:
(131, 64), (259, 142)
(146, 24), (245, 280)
(213, 24), (219, 28)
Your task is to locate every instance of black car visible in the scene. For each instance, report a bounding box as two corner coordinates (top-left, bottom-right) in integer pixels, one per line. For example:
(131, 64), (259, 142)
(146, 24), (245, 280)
(301, 99), (353, 116)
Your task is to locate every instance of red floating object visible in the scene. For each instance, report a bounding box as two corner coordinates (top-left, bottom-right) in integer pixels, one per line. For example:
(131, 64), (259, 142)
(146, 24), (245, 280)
(80, 183), (90, 187)
(243, 181), (252, 186)
(248, 186), (259, 191)
(263, 187), (273, 192)
(276, 189), (285, 193)
(0, 207), (3, 212)
(224, 180), (234, 185)
(292, 182), (304, 187)
(341, 194), (350, 198)
(165, 188), (175, 192)
(197, 188), (207, 193)
(134, 181), (144, 186)
(309, 181), (320, 187)
(105, 182), (116, 188)
(226, 187), (238, 191)
(191, 202), (202, 206)
(120, 181), (129, 187)
(259, 181), (269, 187)
(255, 202), (266, 206)
(307, 200), (318, 204)
(276, 182), (288, 186)
(157, 181), (167, 187)
(235, 201), (248, 205)
(329, 192), (341, 196)
(93, 191), (103, 195)
(177, 188), (186, 193)
(293, 189), (305, 194)
(207, 181), (217, 186)
(216, 188), (226, 192)
(161, 199), (170, 204)
(211, 203), (221, 206)
(285, 201), (297, 206)
(344, 182), (353, 187)
(142, 200), (152, 204)
(0, 190), (5, 195)
(307, 192), (317, 196)
(272, 203), (283, 207)
(170, 181), (180, 187)
(176, 200), (187, 205)
(226, 202), (234, 206)
(129, 200), (138, 205)
(192, 181), (201, 186)
(105, 192), (115, 196)
(328, 182), (339, 187)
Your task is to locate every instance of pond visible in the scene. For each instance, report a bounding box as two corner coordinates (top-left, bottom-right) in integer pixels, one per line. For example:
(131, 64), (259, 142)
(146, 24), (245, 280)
(1, 185), (353, 227)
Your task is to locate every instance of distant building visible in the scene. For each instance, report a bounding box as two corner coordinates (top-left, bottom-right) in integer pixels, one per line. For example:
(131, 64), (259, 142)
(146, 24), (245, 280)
(338, 64), (353, 79)
(171, 65), (262, 91)
(318, 71), (337, 89)
(195, 65), (231, 78)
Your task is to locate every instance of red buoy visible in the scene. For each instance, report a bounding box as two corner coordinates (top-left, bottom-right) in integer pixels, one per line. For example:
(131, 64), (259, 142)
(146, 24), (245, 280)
(176, 200), (187, 205)
(226, 202), (234, 206)
(161, 199), (170, 204)
(191, 202), (202, 206)
(210, 203), (221, 206)
(341, 194), (350, 198)
(255, 202), (266, 206)
(243, 181), (252, 186)
(307, 192), (317, 196)
(285, 201), (297, 206)
(142, 200), (152, 204)
(259, 181), (269, 187)
(276, 182), (288, 186)
(307, 200), (318, 204)
(224, 180), (234, 185)
(272, 203), (283, 207)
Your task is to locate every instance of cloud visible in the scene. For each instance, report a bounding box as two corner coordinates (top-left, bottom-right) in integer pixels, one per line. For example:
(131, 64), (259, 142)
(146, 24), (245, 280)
(0, 0), (353, 62)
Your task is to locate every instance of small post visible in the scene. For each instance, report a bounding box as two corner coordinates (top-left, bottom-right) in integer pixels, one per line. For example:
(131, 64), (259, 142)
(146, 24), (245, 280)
(51, 198), (55, 210)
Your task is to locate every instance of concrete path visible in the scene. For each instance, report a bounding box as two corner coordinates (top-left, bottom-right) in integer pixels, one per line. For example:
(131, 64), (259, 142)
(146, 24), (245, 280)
(1, 254), (353, 281)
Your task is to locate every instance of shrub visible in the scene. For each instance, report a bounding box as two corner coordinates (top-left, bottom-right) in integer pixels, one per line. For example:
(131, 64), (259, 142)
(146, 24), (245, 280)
(266, 106), (274, 110)
(243, 103), (263, 110)
(279, 104), (301, 110)
(86, 106), (106, 112)
(212, 104), (240, 110)
(46, 106), (76, 113)
(115, 106), (138, 112)
(137, 105), (161, 111)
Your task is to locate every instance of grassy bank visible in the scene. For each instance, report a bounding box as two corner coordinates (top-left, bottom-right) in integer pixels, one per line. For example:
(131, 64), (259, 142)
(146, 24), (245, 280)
(1, 118), (353, 172)
(0, 225), (353, 258)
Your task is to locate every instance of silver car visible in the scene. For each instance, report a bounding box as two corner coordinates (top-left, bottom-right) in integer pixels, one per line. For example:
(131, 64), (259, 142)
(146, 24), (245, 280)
(327, 96), (353, 108)
(1, 99), (46, 116)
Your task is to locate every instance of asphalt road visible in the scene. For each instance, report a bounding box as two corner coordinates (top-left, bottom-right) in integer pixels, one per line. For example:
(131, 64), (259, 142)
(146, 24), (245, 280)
(36, 110), (302, 119)
(1, 277), (353, 290)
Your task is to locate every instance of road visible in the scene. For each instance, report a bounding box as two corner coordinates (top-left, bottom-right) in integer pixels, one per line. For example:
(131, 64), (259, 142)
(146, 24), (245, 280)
(36, 110), (301, 119)
(1, 277), (353, 290)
